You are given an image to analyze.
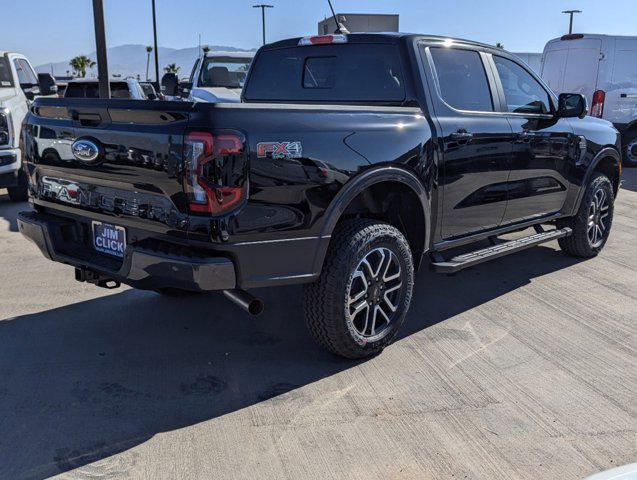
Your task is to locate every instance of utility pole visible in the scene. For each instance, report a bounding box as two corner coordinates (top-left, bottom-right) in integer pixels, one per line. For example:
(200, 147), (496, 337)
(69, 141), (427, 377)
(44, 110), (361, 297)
(562, 10), (582, 34)
(91, 0), (110, 98)
(253, 4), (273, 45)
(151, 0), (160, 89)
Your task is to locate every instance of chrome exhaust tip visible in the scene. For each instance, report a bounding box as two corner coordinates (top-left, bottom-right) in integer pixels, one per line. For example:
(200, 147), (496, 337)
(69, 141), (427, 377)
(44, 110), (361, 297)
(222, 289), (264, 316)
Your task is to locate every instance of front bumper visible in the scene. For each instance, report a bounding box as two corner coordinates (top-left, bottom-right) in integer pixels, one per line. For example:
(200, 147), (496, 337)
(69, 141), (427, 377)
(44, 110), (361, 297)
(17, 210), (237, 292)
(0, 148), (20, 187)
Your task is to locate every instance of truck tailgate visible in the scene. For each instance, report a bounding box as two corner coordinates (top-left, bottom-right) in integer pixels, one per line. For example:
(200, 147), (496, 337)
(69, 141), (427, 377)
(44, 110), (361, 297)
(25, 98), (193, 237)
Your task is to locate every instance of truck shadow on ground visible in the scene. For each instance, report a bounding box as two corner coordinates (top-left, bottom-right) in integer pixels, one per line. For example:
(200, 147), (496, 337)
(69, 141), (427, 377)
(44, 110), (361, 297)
(0, 192), (24, 232)
(619, 167), (637, 193)
(0, 241), (584, 479)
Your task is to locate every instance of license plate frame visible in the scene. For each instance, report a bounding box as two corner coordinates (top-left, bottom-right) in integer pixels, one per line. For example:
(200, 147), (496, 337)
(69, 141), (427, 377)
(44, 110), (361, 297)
(91, 221), (127, 258)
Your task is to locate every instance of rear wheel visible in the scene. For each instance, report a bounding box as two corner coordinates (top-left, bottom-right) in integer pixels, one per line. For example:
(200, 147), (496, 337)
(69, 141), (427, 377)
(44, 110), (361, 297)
(303, 219), (414, 359)
(558, 172), (614, 257)
(623, 130), (637, 167)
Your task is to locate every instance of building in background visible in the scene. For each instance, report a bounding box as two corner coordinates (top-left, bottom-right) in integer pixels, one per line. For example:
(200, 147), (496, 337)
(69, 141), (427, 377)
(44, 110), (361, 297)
(318, 13), (399, 35)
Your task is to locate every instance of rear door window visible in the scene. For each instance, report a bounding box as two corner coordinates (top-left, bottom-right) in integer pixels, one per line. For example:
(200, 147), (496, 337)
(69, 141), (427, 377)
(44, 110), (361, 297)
(493, 56), (552, 114)
(244, 44), (405, 103)
(429, 47), (494, 112)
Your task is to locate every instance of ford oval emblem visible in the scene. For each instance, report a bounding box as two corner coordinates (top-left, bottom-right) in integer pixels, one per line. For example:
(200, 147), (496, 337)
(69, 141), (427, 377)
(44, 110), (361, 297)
(71, 139), (101, 164)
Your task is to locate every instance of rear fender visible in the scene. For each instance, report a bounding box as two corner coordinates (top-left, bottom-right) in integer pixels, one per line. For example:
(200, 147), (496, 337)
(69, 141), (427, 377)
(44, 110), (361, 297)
(311, 166), (431, 275)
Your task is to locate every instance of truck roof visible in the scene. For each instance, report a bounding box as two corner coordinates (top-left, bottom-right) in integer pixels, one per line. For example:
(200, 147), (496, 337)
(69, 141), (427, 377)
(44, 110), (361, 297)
(264, 32), (498, 51)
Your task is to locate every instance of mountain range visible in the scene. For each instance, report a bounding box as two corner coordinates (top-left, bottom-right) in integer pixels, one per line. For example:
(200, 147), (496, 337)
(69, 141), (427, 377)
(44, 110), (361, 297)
(36, 44), (256, 79)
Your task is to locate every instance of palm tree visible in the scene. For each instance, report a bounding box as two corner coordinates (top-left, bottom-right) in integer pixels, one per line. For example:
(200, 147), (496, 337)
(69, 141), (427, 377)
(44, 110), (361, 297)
(163, 63), (180, 74)
(145, 46), (153, 81)
(495, 42), (505, 49)
(69, 55), (95, 78)
(202, 45), (210, 55)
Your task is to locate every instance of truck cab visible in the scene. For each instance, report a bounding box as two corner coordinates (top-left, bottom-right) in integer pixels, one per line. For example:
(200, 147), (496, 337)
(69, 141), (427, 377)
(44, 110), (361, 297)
(0, 51), (49, 201)
(186, 51), (255, 103)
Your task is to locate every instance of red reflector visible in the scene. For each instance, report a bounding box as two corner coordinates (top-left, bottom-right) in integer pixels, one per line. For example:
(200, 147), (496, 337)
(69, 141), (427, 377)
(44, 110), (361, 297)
(591, 90), (605, 118)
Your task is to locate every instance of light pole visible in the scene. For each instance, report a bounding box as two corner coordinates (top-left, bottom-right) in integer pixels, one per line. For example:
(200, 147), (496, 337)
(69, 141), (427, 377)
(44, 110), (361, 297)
(145, 45), (153, 81)
(253, 4), (273, 45)
(562, 10), (582, 34)
(91, 0), (110, 98)
(151, 0), (160, 89)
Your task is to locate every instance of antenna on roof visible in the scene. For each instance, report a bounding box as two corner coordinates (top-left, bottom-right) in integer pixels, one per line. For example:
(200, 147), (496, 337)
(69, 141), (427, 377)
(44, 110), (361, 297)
(327, 0), (349, 34)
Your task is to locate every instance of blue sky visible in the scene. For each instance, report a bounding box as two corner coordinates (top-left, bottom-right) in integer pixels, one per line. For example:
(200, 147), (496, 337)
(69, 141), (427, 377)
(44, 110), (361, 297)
(2, 0), (635, 66)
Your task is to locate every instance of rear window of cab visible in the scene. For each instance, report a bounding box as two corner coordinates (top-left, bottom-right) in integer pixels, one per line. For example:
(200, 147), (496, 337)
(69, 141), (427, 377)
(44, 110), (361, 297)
(244, 44), (406, 104)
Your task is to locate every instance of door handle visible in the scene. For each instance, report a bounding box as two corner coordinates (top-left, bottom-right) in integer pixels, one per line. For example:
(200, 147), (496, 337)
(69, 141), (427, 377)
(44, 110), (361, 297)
(449, 129), (473, 142)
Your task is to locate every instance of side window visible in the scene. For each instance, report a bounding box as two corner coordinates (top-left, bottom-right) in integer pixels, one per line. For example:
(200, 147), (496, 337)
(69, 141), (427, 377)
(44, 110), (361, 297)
(13, 59), (38, 85)
(189, 58), (200, 84)
(429, 47), (493, 112)
(493, 56), (552, 114)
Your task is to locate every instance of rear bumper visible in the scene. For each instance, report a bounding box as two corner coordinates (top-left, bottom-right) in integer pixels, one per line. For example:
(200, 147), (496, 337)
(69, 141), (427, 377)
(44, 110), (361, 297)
(18, 210), (237, 292)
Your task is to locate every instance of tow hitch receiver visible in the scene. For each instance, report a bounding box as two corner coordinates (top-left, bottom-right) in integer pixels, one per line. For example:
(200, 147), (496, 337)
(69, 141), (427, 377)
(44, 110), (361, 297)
(75, 267), (121, 289)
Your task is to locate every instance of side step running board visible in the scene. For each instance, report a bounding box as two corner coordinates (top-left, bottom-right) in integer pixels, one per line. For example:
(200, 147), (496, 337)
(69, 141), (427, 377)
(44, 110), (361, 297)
(430, 227), (572, 274)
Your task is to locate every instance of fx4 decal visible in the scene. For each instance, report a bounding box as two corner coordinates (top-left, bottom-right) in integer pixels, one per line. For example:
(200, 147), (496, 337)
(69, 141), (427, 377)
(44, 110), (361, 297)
(257, 141), (303, 160)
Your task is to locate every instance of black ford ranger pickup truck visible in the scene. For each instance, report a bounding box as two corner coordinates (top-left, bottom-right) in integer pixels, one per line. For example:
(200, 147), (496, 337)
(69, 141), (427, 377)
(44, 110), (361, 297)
(18, 33), (622, 358)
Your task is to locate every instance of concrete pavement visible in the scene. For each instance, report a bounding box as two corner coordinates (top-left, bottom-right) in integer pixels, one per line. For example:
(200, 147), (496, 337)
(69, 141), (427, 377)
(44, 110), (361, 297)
(0, 171), (635, 480)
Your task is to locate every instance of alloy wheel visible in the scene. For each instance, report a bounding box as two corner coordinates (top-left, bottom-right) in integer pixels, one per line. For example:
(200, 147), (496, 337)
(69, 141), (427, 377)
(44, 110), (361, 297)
(346, 247), (403, 340)
(587, 187), (610, 248)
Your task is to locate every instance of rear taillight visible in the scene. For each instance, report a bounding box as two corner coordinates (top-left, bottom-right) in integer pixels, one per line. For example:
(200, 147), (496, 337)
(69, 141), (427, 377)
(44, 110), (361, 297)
(591, 90), (605, 118)
(184, 131), (246, 215)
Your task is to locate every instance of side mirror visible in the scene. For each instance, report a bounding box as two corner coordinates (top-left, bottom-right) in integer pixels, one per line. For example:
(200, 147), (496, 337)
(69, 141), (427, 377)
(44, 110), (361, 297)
(37, 73), (58, 96)
(20, 82), (40, 100)
(557, 93), (588, 119)
(161, 73), (178, 97)
(177, 81), (193, 98)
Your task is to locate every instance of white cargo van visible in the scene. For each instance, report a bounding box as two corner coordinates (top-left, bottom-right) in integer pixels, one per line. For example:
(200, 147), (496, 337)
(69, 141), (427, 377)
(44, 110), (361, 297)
(512, 52), (542, 74)
(541, 34), (637, 166)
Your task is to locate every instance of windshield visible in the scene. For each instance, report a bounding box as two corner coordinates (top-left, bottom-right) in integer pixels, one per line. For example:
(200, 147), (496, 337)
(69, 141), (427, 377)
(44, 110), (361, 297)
(0, 58), (14, 87)
(198, 56), (252, 89)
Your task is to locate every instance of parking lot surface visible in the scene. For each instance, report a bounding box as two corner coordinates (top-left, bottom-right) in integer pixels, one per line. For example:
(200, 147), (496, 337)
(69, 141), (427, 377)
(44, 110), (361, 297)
(0, 171), (635, 480)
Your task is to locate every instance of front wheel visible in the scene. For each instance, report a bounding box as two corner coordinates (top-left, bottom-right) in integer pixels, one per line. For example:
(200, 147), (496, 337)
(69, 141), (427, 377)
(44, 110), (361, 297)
(622, 130), (637, 167)
(558, 172), (614, 257)
(7, 169), (28, 202)
(303, 219), (414, 359)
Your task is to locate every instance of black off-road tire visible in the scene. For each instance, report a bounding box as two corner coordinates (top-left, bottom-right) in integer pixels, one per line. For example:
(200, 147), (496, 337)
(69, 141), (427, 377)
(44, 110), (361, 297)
(622, 130), (637, 167)
(303, 219), (414, 359)
(7, 169), (28, 202)
(557, 172), (614, 257)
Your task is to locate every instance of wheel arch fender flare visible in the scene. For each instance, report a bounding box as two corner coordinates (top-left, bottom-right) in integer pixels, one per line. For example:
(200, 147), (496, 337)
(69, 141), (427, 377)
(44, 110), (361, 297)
(311, 166), (431, 274)
(574, 147), (621, 212)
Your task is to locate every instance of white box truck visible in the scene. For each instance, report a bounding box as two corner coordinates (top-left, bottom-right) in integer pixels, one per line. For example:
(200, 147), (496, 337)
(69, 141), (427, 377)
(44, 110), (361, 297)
(541, 34), (637, 166)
